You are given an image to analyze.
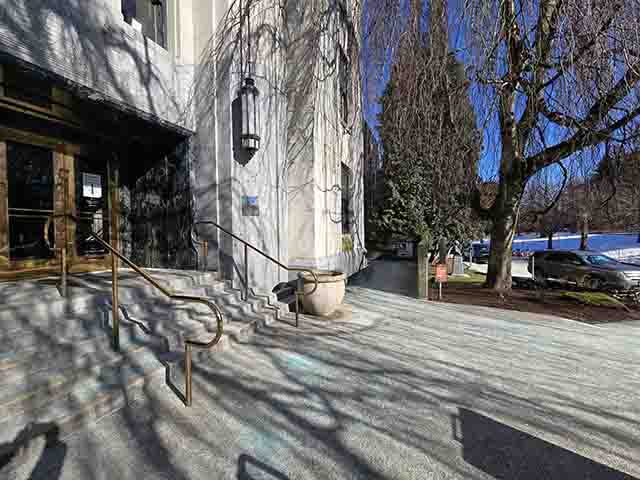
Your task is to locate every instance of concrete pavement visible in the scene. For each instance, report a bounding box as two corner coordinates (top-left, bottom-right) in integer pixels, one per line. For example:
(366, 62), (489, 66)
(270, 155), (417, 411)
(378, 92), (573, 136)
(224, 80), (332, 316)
(16, 263), (640, 480)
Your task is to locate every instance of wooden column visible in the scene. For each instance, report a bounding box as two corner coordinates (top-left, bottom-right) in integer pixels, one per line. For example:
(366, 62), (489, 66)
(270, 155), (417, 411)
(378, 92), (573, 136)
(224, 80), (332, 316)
(53, 149), (67, 254)
(107, 161), (120, 261)
(53, 148), (76, 268)
(64, 153), (76, 258)
(107, 159), (120, 350)
(0, 142), (8, 269)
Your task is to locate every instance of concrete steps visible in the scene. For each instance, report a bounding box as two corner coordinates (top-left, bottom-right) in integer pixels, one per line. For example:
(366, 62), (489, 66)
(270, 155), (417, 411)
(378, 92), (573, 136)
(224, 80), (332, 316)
(0, 268), (288, 468)
(0, 347), (161, 460)
(0, 320), (166, 385)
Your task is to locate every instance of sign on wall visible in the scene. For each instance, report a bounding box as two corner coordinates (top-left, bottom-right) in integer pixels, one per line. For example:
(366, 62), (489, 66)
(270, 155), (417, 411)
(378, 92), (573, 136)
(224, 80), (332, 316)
(82, 173), (102, 199)
(242, 196), (259, 216)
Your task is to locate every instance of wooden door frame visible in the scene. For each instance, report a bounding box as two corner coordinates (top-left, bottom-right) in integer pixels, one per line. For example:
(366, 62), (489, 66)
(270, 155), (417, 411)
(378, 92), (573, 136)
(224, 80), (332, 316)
(0, 130), (115, 280)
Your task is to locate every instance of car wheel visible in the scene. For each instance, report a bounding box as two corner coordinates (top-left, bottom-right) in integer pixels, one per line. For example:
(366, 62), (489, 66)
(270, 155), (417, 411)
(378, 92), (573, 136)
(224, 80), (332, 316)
(534, 268), (547, 285)
(585, 276), (603, 291)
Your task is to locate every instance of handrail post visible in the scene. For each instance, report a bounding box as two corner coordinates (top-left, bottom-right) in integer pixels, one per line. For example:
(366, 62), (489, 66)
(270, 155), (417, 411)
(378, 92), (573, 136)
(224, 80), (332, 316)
(296, 274), (303, 328)
(61, 246), (67, 298)
(185, 343), (193, 406)
(203, 240), (209, 271)
(244, 243), (249, 301)
(111, 251), (120, 351)
(60, 170), (70, 298)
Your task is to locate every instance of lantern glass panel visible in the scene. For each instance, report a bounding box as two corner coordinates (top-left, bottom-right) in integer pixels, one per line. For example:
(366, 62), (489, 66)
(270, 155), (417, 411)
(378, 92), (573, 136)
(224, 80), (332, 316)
(247, 91), (254, 140)
(238, 78), (261, 154)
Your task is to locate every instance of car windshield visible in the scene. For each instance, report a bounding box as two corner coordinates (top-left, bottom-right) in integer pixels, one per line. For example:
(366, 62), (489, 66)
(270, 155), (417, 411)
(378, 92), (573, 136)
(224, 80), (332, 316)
(585, 254), (619, 266)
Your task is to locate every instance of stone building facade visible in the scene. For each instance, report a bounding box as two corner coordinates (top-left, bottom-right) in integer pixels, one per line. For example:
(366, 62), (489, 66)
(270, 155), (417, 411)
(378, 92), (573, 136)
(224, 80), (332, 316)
(0, 0), (365, 293)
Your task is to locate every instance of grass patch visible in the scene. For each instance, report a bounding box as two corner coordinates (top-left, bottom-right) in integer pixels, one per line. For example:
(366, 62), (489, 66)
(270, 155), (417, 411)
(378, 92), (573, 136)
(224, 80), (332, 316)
(342, 235), (353, 253)
(561, 291), (624, 307)
(430, 268), (486, 284)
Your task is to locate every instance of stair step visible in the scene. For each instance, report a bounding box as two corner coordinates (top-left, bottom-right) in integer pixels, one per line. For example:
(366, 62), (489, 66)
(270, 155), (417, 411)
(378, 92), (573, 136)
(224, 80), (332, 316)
(0, 272), (221, 313)
(0, 322), (166, 385)
(0, 307), (156, 354)
(201, 287), (270, 312)
(0, 267), (287, 458)
(0, 346), (159, 427)
(0, 294), (107, 325)
(0, 348), (163, 452)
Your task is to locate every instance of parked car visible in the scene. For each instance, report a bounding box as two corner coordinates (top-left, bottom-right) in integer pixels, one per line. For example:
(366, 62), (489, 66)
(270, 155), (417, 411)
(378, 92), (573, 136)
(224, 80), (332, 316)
(528, 250), (640, 290)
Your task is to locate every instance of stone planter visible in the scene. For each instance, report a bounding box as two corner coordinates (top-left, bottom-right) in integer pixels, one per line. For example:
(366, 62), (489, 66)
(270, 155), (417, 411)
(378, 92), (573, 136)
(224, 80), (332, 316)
(300, 270), (346, 317)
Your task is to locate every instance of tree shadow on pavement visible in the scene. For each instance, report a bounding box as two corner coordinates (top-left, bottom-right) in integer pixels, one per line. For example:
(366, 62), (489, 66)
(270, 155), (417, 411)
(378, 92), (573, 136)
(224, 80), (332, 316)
(237, 453), (291, 480)
(452, 408), (638, 480)
(0, 422), (66, 480)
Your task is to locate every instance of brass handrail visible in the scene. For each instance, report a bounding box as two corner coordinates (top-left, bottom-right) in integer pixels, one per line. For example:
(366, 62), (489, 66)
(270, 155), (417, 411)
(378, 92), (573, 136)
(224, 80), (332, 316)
(44, 213), (223, 407)
(192, 220), (319, 327)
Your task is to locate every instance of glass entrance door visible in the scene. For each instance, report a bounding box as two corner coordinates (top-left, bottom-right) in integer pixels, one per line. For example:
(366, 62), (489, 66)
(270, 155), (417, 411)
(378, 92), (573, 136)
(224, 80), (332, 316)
(0, 139), (113, 276)
(6, 141), (55, 264)
(75, 156), (109, 257)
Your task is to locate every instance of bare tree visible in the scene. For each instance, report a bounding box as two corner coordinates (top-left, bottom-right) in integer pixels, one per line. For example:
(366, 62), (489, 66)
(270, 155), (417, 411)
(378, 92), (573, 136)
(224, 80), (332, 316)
(457, 0), (640, 289)
(519, 164), (570, 249)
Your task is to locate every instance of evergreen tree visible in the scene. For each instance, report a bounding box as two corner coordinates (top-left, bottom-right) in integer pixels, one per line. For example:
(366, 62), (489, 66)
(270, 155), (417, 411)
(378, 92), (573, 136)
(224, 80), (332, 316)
(375, 0), (481, 253)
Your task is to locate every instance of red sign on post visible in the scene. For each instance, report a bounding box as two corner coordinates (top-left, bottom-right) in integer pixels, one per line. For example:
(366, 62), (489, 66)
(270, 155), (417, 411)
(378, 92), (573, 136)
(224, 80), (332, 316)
(435, 264), (448, 283)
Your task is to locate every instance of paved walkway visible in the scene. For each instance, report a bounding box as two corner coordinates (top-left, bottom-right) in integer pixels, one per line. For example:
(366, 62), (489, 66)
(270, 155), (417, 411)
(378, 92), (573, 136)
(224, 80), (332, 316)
(20, 265), (640, 480)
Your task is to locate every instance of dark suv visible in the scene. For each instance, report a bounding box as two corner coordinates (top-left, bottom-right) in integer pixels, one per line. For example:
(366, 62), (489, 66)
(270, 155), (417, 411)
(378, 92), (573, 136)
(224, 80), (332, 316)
(528, 250), (640, 290)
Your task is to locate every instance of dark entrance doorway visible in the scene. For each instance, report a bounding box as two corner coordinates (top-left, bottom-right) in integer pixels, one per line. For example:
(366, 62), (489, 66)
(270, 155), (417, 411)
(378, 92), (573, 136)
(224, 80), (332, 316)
(0, 138), (112, 276)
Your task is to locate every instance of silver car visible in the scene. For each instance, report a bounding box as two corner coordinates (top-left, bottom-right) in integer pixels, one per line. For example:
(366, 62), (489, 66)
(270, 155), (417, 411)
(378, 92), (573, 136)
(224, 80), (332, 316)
(528, 250), (640, 290)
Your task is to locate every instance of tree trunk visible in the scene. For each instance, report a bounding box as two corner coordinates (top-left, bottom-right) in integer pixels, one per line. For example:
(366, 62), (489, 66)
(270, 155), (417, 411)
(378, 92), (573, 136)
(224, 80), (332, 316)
(580, 214), (589, 250)
(637, 195), (640, 243)
(417, 240), (431, 299)
(438, 237), (448, 264)
(486, 210), (517, 290)
(547, 232), (553, 250)
(485, 103), (524, 290)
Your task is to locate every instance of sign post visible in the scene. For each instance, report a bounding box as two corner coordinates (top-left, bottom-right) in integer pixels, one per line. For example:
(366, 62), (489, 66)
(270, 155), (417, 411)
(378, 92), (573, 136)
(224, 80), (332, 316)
(435, 264), (448, 300)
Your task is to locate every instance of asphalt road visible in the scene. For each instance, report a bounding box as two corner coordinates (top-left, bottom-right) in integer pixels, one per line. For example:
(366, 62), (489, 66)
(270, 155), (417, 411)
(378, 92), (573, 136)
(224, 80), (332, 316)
(468, 258), (532, 278)
(29, 260), (640, 480)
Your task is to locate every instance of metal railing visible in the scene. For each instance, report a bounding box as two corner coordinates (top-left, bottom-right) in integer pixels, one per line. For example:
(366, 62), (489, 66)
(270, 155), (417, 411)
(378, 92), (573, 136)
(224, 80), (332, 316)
(192, 220), (319, 327)
(43, 212), (224, 407)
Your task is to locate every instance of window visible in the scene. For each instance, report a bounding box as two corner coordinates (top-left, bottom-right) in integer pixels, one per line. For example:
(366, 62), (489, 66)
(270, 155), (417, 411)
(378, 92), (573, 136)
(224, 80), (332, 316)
(566, 254), (584, 265)
(547, 253), (582, 265)
(122, 0), (167, 49)
(6, 142), (55, 260)
(586, 255), (618, 266)
(338, 46), (351, 126)
(341, 163), (352, 234)
(2, 64), (51, 109)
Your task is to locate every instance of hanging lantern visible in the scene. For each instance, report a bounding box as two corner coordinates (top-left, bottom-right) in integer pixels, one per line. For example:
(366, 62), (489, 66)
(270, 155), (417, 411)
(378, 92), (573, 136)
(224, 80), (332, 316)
(238, 77), (261, 158)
